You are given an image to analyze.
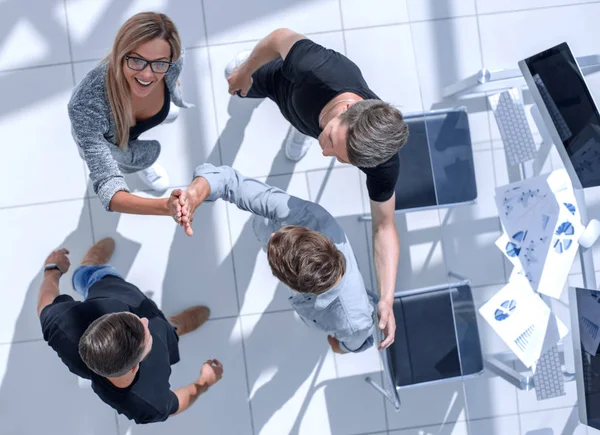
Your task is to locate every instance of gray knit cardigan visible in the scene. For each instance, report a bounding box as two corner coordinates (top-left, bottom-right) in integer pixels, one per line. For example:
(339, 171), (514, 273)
(68, 53), (192, 210)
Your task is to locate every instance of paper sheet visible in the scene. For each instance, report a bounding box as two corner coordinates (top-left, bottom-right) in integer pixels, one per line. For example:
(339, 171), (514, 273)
(479, 279), (568, 369)
(495, 169), (584, 299)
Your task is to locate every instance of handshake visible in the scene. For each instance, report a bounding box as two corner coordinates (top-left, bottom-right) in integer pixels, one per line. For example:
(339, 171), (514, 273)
(166, 176), (211, 237)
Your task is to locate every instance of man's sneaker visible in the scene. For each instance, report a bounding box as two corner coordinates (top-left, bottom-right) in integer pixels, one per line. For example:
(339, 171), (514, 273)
(81, 237), (115, 266)
(224, 50), (252, 80)
(284, 126), (313, 162)
(169, 306), (211, 336)
(137, 162), (169, 192)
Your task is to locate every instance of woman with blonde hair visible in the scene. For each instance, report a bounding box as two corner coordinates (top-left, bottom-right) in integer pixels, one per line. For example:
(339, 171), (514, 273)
(69, 12), (191, 217)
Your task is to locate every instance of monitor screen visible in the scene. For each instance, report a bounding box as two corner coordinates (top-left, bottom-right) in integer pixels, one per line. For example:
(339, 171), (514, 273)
(572, 287), (600, 429)
(523, 43), (600, 188)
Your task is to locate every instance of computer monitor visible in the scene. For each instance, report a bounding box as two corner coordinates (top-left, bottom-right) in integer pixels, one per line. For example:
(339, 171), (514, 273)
(519, 42), (600, 190)
(569, 286), (600, 429)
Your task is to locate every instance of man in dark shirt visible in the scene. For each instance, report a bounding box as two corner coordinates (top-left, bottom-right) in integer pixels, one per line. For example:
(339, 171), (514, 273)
(220, 28), (407, 350)
(37, 238), (223, 424)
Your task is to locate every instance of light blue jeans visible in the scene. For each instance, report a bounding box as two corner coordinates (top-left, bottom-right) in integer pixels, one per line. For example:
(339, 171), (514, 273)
(72, 264), (123, 300)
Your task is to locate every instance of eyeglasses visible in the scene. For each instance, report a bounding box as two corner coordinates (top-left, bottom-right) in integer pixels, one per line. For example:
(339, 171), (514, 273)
(125, 55), (172, 74)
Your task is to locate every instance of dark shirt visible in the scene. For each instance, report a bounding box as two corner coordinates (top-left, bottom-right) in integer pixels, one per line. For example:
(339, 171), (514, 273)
(275, 39), (400, 202)
(129, 83), (171, 140)
(40, 276), (180, 424)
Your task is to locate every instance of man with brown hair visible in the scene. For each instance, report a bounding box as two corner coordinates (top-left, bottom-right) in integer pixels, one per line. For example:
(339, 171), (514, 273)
(221, 28), (406, 350)
(173, 163), (375, 353)
(37, 239), (223, 424)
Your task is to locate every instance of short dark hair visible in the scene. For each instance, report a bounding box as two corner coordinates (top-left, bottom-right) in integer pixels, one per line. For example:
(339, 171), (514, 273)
(79, 312), (146, 377)
(267, 225), (346, 294)
(340, 100), (409, 168)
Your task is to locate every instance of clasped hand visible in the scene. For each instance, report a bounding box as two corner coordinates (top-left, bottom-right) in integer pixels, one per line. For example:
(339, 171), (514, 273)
(167, 177), (211, 237)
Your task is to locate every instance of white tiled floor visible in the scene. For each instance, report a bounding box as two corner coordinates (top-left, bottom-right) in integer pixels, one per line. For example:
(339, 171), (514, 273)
(3, 0), (600, 434)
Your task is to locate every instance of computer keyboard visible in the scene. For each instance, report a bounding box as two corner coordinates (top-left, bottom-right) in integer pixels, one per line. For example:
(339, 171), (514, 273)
(533, 344), (566, 400)
(488, 88), (538, 166)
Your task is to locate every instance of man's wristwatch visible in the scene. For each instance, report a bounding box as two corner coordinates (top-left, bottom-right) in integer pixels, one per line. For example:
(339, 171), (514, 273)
(44, 263), (64, 276)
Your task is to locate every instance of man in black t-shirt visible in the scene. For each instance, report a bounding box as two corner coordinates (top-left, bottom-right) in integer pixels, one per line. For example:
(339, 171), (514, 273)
(37, 238), (223, 424)
(220, 28), (408, 350)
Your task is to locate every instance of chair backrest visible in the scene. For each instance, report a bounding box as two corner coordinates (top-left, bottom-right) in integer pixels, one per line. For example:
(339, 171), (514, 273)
(385, 283), (484, 388)
(395, 108), (477, 211)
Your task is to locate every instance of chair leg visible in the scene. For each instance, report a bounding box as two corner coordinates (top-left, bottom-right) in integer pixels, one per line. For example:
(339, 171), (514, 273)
(485, 356), (534, 390)
(365, 377), (400, 410)
(448, 271), (468, 282)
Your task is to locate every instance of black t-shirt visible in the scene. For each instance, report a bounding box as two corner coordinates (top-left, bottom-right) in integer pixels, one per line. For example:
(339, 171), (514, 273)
(275, 39), (400, 202)
(40, 276), (180, 424)
(129, 83), (170, 140)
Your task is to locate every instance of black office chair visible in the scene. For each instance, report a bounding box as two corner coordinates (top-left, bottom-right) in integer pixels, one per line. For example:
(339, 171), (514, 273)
(366, 276), (484, 410)
(360, 107), (477, 220)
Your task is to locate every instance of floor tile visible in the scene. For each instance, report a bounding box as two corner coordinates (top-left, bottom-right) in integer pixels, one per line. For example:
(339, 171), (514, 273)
(386, 380), (467, 430)
(464, 371), (519, 420)
(407, 0), (476, 21)
(340, 0), (409, 30)
(88, 192), (239, 320)
(333, 344), (382, 379)
(0, 64), (87, 207)
(344, 24), (423, 112)
(117, 317), (253, 435)
(0, 199), (93, 344)
(362, 202), (447, 292)
(227, 171), (311, 316)
(203, 0), (342, 45)
(0, 340), (118, 435)
(306, 373), (388, 435)
(390, 415), (519, 434)
(209, 33), (347, 179)
(477, 0), (599, 14)
(241, 310), (336, 434)
(410, 17), (490, 145)
(519, 406), (589, 434)
(439, 151), (505, 287)
(479, 3), (600, 71)
(390, 421), (468, 435)
(242, 310), (386, 435)
(0, 0), (70, 70)
(467, 415), (521, 435)
(65, 0), (207, 62)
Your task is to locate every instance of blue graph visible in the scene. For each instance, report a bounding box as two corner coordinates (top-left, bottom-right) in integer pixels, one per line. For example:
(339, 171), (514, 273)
(495, 300), (517, 321)
(554, 221), (575, 254)
(556, 222), (575, 236)
(564, 203), (576, 215)
(515, 325), (536, 352)
(505, 242), (520, 257)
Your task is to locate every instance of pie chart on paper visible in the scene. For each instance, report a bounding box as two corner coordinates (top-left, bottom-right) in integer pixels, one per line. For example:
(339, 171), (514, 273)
(494, 300), (517, 321)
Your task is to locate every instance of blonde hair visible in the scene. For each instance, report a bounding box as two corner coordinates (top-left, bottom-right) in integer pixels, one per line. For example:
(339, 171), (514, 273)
(105, 12), (182, 149)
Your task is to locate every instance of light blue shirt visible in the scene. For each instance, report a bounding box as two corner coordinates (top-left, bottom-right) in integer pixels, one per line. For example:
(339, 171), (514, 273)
(194, 164), (375, 353)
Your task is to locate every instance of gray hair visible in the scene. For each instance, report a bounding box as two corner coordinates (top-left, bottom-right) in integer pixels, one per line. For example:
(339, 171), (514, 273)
(340, 100), (409, 168)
